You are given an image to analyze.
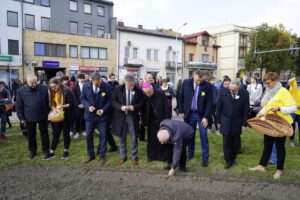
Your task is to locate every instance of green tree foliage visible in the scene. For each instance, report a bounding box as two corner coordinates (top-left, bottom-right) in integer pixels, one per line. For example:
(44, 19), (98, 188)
(246, 23), (296, 74)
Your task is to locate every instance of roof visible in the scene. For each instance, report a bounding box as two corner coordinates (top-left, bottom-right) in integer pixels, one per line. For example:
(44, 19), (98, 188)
(117, 26), (184, 40)
(89, 0), (114, 6)
(183, 31), (211, 39)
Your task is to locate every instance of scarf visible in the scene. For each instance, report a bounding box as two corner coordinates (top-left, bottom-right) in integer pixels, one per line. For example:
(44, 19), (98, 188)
(261, 81), (282, 106)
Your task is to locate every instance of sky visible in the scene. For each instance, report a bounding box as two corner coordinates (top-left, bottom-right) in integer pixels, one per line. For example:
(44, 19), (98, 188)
(113, 0), (300, 35)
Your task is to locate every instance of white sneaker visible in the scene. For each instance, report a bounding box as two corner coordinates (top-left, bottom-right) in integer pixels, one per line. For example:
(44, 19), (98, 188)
(207, 129), (211, 134)
(273, 170), (284, 179)
(70, 131), (74, 136)
(290, 141), (295, 147)
(74, 133), (80, 139)
(249, 165), (266, 172)
(216, 130), (221, 135)
(95, 129), (100, 134)
(82, 131), (86, 136)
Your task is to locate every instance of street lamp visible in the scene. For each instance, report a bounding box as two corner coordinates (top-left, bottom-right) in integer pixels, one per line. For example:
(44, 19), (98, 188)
(175, 22), (187, 85)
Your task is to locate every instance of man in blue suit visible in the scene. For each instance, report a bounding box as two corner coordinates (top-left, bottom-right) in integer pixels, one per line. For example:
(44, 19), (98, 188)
(179, 70), (212, 167)
(80, 72), (112, 165)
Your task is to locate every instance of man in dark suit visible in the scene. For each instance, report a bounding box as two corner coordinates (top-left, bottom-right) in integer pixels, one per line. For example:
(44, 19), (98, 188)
(142, 82), (168, 161)
(16, 74), (52, 160)
(157, 119), (194, 176)
(72, 73), (86, 139)
(179, 70), (213, 167)
(111, 74), (144, 165)
(80, 72), (112, 165)
(216, 80), (249, 169)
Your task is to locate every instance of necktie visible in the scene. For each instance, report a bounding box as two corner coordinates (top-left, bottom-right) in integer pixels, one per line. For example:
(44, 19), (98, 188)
(127, 90), (131, 105)
(94, 86), (98, 94)
(192, 85), (199, 111)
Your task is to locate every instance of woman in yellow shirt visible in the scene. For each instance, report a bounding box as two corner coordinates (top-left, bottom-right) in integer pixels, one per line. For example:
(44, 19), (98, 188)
(48, 78), (75, 159)
(249, 72), (297, 179)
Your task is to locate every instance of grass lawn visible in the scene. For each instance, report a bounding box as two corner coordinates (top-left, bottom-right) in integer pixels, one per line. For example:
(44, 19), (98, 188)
(1, 123), (300, 182)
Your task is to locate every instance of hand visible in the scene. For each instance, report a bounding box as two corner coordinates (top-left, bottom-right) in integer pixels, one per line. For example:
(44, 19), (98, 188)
(201, 118), (208, 128)
(121, 106), (127, 112)
(56, 105), (62, 110)
(217, 124), (221, 129)
(271, 107), (280, 112)
(297, 106), (300, 109)
(168, 168), (175, 176)
(78, 104), (84, 109)
(256, 112), (264, 118)
(178, 113), (185, 119)
(165, 93), (171, 96)
(89, 106), (96, 113)
(128, 105), (134, 111)
(96, 109), (104, 116)
(21, 120), (26, 126)
(242, 126), (247, 131)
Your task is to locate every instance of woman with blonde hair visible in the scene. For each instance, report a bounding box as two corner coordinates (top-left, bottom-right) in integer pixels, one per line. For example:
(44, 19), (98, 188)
(249, 72), (296, 179)
(48, 77), (75, 159)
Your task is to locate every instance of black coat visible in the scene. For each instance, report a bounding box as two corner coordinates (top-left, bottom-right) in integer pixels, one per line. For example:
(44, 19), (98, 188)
(72, 82), (84, 118)
(60, 88), (76, 123)
(111, 84), (144, 137)
(216, 88), (249, 136)
(179, 79), (213, 119)
(16, 84), (49, 122)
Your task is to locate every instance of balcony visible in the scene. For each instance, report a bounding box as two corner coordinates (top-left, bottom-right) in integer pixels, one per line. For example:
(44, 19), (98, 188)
(239, 41), (248, 47)
(238, 58), (245, 70)
(186, 61), (217, 70)
(124, 58), (143, 67)
(165, 61), (182, 69)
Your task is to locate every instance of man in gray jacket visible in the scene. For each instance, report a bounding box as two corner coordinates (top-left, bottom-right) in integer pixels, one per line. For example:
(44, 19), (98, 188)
(157, 119), (194, 176)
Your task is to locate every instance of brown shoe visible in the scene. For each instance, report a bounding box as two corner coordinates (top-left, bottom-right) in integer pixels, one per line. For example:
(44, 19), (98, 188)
(99, 156), (106, 165)
(119, 157), (128, 165)
(84, 157), (95, 164)
(132, 159), (139, 166)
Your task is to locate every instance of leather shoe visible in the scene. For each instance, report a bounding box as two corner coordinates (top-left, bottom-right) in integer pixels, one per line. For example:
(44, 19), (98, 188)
(164, 164), (171, 170)
(224, 161), (235, 169)
(28, 152), (36, 160)
(99, 156), (106, 165)
(119, 157), (128, 165)
(201, 161), (208, 167)
(179, 167), (189, 172)
(84, 157), (95, 164)
(132, 159), (139, 166)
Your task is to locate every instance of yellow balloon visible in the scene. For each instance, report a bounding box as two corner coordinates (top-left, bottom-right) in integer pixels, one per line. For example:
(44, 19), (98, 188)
(288, 77), (300, 114)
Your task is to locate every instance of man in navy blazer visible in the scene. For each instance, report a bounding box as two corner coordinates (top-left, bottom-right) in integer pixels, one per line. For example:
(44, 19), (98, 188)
(179, 70), (212, 167)
(216, 80), (249, 169)
(80, 72), (112, 165)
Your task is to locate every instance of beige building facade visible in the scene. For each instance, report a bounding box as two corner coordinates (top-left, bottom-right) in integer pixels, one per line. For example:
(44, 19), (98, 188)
(24, 30), (116, 82)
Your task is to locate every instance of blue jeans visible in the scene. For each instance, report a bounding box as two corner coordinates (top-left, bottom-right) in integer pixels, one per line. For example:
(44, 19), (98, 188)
(269, 143), (277, 164)
(187, 111), (209, 162)
(85, 120), (107, 158)
(0, 108), (6, 134)
(120, 115), (138, 160)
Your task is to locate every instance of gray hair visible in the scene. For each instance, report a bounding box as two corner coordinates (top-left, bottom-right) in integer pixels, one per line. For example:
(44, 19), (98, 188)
(56, 71), (64, 77)
(230, 79), (241, 88)
(27, 74), (37, 81)
(91, 72), (101, 81)
(124, 74), (135, 83)
(194, 70), (206, 77)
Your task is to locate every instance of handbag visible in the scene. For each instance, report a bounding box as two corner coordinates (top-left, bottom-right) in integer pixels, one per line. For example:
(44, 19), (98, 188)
(247, 114), (293, 137)
(48, 109), (64, 123)
(5, 103), (14, 112)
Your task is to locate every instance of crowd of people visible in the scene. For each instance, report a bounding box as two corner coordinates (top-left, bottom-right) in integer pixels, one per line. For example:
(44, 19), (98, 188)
(0, 70), (299, 179)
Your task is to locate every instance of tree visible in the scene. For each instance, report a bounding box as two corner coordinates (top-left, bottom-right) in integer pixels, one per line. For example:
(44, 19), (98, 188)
(246, 23), (296, 74)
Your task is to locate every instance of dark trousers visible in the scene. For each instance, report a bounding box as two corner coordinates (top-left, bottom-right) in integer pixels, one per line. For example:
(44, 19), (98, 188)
(259, 135), (286, 170)
(291, 114), (300, 141)
(107, 116), (117, 149)
(208, 106), (218, 130)
(0, 108), (6, 134)
(6, 113), (12, 128)
(147, 122), (161, 161)
(165, 138), (191, 169)
(50, 121), (72, 151)
(139, 121), (146, 140)
(26, 120), (50, 154)
(223, 135), (240, 162)
(75, 109), (85, 133)
(85, 120), (107, 158)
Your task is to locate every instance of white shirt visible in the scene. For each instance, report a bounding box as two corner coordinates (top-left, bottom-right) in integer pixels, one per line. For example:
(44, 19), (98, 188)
(79, 82), (84, 92)
(125, 87), (133, 105)
(93, 85), (99, 94)
(247, 83), (263, 105)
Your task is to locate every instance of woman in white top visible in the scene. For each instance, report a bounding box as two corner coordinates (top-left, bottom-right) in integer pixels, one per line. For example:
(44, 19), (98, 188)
(247, 76), (263, 118)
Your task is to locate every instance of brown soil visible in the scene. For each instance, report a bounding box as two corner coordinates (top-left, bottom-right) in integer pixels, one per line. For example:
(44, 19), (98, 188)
(0, 167), (299, 200)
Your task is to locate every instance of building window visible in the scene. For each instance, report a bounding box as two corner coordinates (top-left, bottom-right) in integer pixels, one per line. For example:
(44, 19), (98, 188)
(202, 54), (209, 62)
(84, 3), (92, 14)
(172, 52), (176, 62)
(202, 36), (209, 46)
(97, 6), (105, 16)
(34, 42), (66, 57)
(41, 17), (50, 31)
(41, 0), (50, 6)
(7, 11), (18, 27)
(70, 1), (78, 11)
(166, 51), (171, 61)
(81, 47), (107, 59)
(189, 53), (194, 62)
(125, 47), (130, 58)
(25, 14), (35, 29)
(8, 40), (19, 55)
(69, 45), (78, 58)
(97, 26), (105, 37)
(154, 50), (159, 61)
(99, 48), (107, 59)
(84, 24), (92, 36)
(70, 22), (78, 34)
(24, 0), (34, 3)
(147, 49), (152, 60)
(133, 48), (138, 59)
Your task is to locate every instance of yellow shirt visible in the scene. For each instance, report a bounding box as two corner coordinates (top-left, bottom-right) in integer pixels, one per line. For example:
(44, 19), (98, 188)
(264, 87), (296, 124)
(289, 77), (300, 115)
(53, 91), (63, 107)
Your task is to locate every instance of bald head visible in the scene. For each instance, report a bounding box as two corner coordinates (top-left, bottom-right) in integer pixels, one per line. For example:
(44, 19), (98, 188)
(157, 129), (170, 144)
(145, 73), (154, 83)
(27, 74), (38, 89)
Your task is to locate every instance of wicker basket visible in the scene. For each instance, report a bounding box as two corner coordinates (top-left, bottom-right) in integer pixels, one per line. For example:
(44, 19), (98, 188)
(247, 114), (293, 137)
(48, 109), (64, 123)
